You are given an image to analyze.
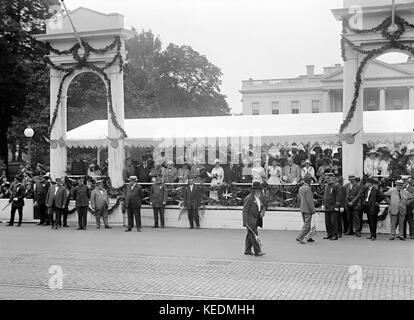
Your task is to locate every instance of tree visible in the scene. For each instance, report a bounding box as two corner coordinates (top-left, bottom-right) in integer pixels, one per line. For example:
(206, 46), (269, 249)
(0, 0), (53, 170)
(155, 44), (230, 117)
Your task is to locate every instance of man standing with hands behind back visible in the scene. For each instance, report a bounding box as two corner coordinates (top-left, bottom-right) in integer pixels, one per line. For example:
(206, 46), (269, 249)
(122, 176), (144, 232)
(90, 180), (112, 230)
(150, 176), (168, 228)
(242, 182), (266, 257)
(45, 178), (68, 230)
(73, 177), (91, 230)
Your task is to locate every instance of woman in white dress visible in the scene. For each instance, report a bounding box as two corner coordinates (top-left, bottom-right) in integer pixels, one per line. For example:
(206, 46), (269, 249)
(208, 159), (224, 200)
(251, 158), (266, 184)
(267, 159), (282, 185)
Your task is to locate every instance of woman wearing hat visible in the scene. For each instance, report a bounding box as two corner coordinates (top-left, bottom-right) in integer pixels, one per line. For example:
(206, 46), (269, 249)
(208, 159), (224, 200)
(364, 149), (380, 177)
(242, 182), (266, 257)
(267, 158), (282, 186)
(251, 158), (266, 184)
(301, 159), (316, 183)
(406, 149), (414, 177)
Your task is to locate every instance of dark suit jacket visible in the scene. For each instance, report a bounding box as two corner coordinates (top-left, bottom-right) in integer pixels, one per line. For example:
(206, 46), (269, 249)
(150, 183), (168, 207)
(242, 193), (265, 229)
(46, 185), (68, 209)
(122, 184), (144, 210)
(360, 186), (385, 216)
(345, 182), (362, 210)
(323, 183), (338, 211)
(34, 180), (50, 205)
(183, 185), (201, 209)
(9, 185), (26, 208)
(136, 165), (151, 183)
(224, 165), (241, 184)
(335, 184), (346, 209)
(72, 185), (91, 207)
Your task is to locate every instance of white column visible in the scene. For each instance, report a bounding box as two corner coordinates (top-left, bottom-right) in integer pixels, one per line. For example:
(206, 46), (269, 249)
(409, 87), (414, 109)
(322, 90), (330, 112)
(379, 88), (386, 111)
(107, 63), (126, 187)
(49, 69), (67, 180)
(342, 48), (364, 180)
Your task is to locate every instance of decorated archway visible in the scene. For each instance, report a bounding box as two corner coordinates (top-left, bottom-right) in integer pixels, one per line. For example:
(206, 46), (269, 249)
(333, 1), (414, 179)
(34, 7), (134, 187)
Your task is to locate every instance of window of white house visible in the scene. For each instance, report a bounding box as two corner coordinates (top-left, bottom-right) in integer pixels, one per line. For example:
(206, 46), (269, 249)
(272, 102), (279, 114)
(291, 101), (299, 114)
(367, 99), (377, 110)
(311, 100), (320, 113)
(252, 102), (260, 115)
(392, 98), (402, 110)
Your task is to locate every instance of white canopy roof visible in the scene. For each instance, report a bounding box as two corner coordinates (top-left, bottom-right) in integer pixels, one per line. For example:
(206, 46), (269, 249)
(65, 110), (414, 148)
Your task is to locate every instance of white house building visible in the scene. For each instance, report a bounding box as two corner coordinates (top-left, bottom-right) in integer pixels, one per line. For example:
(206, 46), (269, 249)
(240, 59), (414, 115)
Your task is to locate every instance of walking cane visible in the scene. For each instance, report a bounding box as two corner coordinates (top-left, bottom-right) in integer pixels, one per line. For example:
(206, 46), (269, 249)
(246, 225), (263, 250)
(1, 202), (10, 211)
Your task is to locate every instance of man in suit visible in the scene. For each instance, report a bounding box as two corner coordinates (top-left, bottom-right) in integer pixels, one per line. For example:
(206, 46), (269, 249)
(224, 162), (241, 184)
(242, 182), (266, 257)
(383, 180), (406, 240)
(45, 178), (68, 230)
(344, 175), (362, 237)
(90, 180), (111, 229)
(122, 176), (144, 232)
(136, 157), (152, 183)
(6, 176), (26, 227)
(183, 178), (201, 229)
(282, 157), (301, 184)
(322, 172), (339, 240)
(360, 177), (385, 241)
(73, 177), (91, 230)
(296, 174), (315, 244)
(335, 176), (347, 238)
(150, 176), (168, 228)
(34, 175), (51, 226)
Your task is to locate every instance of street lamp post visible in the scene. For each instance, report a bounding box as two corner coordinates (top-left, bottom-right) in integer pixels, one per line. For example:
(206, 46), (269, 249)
(24, 127), (34, 168)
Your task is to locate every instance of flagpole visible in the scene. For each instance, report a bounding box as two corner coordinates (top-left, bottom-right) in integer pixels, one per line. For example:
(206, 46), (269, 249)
(60, 0), (84, 50)
(391, 0), (396, 26)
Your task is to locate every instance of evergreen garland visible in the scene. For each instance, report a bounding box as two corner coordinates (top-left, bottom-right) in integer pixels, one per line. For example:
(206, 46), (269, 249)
(43, 36), (127, 139)
(340, 14), (414, 134)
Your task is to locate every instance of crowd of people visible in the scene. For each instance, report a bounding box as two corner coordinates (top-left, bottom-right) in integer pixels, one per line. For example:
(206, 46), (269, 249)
(2, 144), (414, 254)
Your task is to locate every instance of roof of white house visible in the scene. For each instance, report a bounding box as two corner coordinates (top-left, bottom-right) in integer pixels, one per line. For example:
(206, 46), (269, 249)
(65, 110), (414, 148)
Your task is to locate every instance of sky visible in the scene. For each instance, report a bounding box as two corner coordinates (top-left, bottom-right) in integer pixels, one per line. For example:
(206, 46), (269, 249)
(62, 0), (403, 114)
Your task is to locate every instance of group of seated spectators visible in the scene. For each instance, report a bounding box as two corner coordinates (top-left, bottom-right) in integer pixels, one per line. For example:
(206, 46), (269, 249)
(69, 156), (108, 177)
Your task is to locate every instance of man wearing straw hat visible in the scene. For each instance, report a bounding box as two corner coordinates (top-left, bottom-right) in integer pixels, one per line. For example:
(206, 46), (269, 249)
(242, 182), (266, 257)
(296, 174), (316, 244)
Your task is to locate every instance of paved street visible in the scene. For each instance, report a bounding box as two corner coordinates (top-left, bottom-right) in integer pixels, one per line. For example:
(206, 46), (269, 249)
(0, 223), (413, 300)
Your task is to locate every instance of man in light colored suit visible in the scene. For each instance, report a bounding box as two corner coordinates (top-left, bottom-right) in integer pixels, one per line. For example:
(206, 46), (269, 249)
(296, 175), (315, 244)
(90, 180), (111, 229)
(282, 157), (301, 184)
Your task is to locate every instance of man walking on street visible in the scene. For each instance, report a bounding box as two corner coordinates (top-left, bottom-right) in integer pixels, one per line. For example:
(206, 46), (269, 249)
(242, 182), (266, 257)
(296, 174), (316, 244)
(122, 176), (144, 232)
(183, 178), (201, 229)
(90, 180), (112, 229)
(73, 177), (91, 230)
(150, 176), (168, 228)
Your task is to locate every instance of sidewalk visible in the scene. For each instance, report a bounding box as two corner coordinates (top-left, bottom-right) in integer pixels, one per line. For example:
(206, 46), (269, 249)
(0, 225), (413, 300)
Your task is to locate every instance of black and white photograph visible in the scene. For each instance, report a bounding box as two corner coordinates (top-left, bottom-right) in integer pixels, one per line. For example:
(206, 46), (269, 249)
(0, 0), (414, 307)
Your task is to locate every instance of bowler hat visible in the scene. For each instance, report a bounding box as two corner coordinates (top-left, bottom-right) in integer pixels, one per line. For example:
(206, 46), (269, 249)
(348, 175), (356, 180)
(365, 177), (375, 183)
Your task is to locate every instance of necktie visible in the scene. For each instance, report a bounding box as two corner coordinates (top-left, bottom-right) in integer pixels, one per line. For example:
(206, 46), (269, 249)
(289, 166), (292, 174)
